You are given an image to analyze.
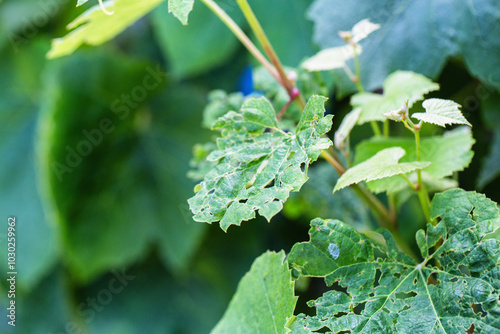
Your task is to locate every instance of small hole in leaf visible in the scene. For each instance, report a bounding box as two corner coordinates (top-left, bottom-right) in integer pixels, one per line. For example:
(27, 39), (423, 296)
(459, 265), (471, 276)
(450, 277), (459, 282)
(472, 303), (487, 317)
(468, 206), (476, 220)
(395, 291), (417, 299)
(353, 302), (366, 315)
(373, 269), (382, 288)
(239, 199), (248, 204)
(264, 179), (275, 189)
(466, 323), (475, 334)
(427, 272), (439, 286)
(207, 189), (215, 195)
(368, 292), (374, 297)
(394, 272), (401, 279)
(401, 305), (411, 311)
(334, 311), (348, 317)
(414, 278), (418, 285)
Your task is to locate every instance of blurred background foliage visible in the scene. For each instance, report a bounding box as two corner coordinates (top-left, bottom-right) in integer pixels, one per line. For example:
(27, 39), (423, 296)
(0, 0), (499, 333)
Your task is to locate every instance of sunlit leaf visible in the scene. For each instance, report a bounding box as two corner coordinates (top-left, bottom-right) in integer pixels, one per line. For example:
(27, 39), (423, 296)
(212, 251), (297, 334)
(188, 96), (333, 231)
(412, 98), (471, 127)
(288, 189), (500, 333)
(334, 147), (430, 193)
(354, 71), (439, 124)
(47, 0), (164, 58)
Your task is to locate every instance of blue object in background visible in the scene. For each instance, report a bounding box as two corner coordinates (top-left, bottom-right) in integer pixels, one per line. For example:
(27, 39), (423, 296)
(237, 65), (255, 96)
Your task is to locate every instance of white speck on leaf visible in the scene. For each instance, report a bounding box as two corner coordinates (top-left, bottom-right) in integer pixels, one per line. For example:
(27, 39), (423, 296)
(328, 243), (340, 260)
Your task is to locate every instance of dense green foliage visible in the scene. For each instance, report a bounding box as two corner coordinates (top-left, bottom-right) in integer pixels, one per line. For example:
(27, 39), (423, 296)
(1, 0), (500, 333)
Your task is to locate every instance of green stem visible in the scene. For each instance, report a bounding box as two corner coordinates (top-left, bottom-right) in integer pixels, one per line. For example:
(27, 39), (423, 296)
(370, 121), (382, 136)
(352, 44), (364, 92)
(200, 0), (282, 87)
(383, 119), (390, 137)
(414, 130), (431, 223)
(236, 0), (305, 108)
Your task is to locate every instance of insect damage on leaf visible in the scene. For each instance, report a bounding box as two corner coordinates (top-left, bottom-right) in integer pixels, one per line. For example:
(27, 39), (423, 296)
(188, 95), (333, 231)
(287, 189), (500, 333)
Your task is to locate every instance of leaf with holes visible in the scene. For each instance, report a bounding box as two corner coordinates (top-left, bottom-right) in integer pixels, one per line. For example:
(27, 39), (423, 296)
(188, 95), (333, 231)
(412, 98), (472, 127)
(333, 147), (430, 193)
(212, 251), (297, 334)
(287, 188), (500, 333)
(352, 71), (439, 124)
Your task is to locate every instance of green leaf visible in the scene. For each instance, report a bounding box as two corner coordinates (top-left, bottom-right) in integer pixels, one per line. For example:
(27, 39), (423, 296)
(0, 40), (58, 290)
(168, 0), (193, 25)
(47, 0), (164, 58)
(38, 51), (207, 281)
(308, 0), (500, 95)
(354, 127), (475, 194)
(333, 147), (430, 193)
(188, 96), (333, 231)
(288, 190), (500, 333)
(212, 251), (297, 334)
(354, 71), (439, 124)
(412, 98), (471, 127)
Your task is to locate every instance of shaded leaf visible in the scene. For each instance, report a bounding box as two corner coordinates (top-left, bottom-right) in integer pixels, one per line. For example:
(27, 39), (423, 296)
(288, 190), (500, 333)
(188, 96), (333, 231)
(47, 0), (164, 58)
(334, 147), (430, 193)
(354, 71), (439, 124)
(0, 40), (58, 290)
(412, 98), (471, 127)
(38, 51), (207, 281)
(308, 0), (500, 96)
(284, 162), (372, 232)
(212, 251), (297, 334)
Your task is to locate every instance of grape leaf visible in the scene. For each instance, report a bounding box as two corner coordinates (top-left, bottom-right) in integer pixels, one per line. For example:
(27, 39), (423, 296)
(350, 19), (380, 44)
(188, 95), (333, 231)
(354, 127), (475, 194)
(287, 189), (500, 333)
(168, 0), (193, 25)
(38, 51), (208, 281)
(212, 251), (297, 334)
(353, 71), (439, 124)
(0, 40), (59, 290)
(302, 45), (360, 72)
(412, 98), (472, 127)
(308, 0), (500, 96)
(47, 0), (164, 58)
(333, 147), (430, 193)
